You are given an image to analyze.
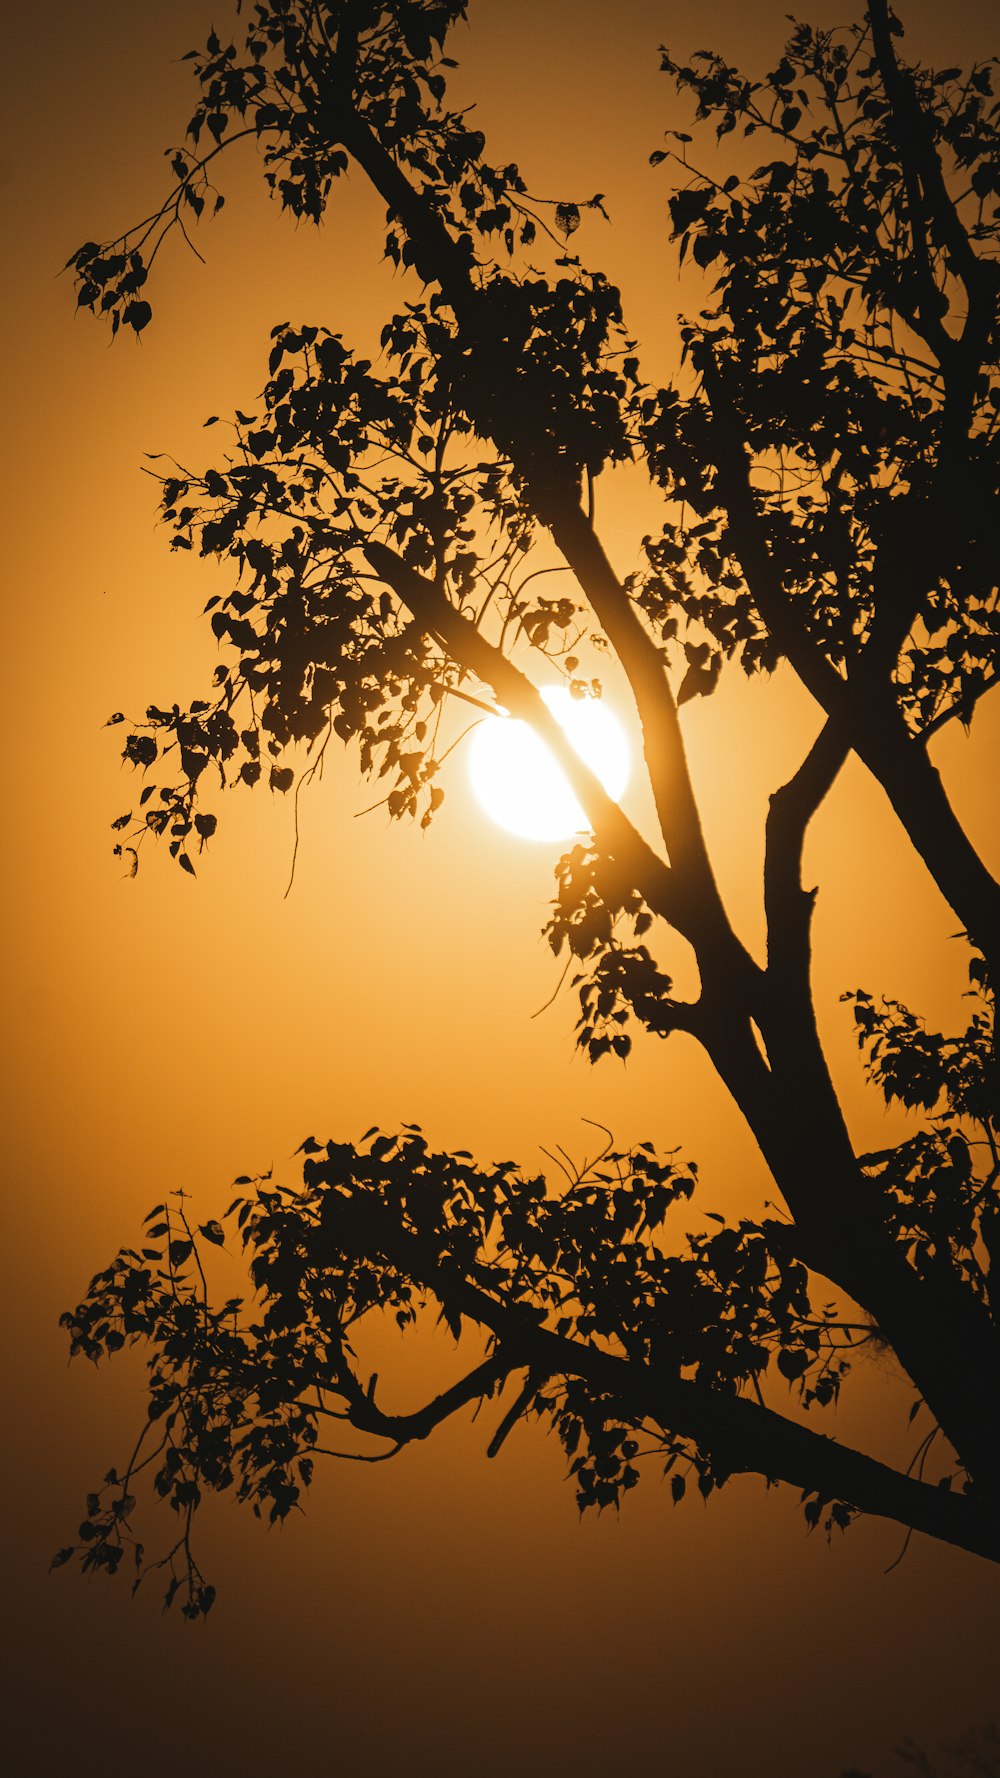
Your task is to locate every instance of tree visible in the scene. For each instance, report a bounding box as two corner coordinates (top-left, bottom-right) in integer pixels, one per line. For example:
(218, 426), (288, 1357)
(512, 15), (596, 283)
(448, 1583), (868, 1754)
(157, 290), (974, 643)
(54, 0), (1000, 1617)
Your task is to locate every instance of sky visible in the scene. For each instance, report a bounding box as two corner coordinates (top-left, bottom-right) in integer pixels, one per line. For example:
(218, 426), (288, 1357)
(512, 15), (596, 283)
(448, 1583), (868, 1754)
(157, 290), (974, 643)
(3, 3), (999, 1775)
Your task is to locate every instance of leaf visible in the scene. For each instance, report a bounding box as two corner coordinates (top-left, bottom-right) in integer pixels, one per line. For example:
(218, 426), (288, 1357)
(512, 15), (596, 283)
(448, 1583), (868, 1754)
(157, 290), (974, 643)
(198, 1221), (225, 1246)
(677, 654), (721, 706)
(124, 300), (153, 334)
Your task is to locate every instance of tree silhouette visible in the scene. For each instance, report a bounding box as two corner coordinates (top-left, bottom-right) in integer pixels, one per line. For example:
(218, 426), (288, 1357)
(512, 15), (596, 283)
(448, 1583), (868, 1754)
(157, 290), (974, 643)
(55, 0), (1000, 1616)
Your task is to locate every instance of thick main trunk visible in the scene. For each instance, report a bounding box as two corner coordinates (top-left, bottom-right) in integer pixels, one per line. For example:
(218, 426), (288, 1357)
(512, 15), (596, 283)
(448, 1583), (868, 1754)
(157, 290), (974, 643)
(705, 1000), (1000, 1495)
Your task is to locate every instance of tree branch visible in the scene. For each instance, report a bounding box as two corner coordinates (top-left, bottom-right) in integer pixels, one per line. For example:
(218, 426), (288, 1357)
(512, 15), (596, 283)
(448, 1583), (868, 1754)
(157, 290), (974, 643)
(335, 1349), (512, 1449)
(867, 1), (995, 326)
(545, 500), (761, 990)
(866, 0), (1000, 461)
(396, 1235), (1000, 1563)
(854, 702), (1000, 980)
(764, 716), (850, 994)
(361, 538), (684, 930)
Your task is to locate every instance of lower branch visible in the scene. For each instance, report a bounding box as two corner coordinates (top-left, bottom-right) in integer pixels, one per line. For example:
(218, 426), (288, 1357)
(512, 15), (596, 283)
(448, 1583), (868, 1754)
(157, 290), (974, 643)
(428, 1254), (1000, 1563)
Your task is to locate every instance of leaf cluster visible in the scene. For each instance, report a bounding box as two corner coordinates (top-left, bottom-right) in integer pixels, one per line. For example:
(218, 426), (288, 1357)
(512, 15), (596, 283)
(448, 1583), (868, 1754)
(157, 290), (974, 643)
(843, 959), (999, 1293)
(57, 1122), (865, 1613)
(638, 17), (999, 728)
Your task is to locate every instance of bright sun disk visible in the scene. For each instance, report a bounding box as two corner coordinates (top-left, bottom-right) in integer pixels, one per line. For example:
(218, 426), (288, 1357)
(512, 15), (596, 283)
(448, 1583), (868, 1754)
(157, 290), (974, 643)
(468, 685), (631, 841)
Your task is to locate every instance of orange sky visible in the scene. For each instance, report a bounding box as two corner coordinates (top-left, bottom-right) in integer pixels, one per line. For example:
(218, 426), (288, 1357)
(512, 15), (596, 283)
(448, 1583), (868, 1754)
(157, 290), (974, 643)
(3, 3), (999, 1774)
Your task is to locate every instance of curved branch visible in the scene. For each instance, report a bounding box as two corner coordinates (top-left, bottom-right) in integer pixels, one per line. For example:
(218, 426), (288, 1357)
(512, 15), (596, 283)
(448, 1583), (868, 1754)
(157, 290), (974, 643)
(335, 1350), (512, 1449)
(362, 538), (685, 933)
(545, 500), (760, 989)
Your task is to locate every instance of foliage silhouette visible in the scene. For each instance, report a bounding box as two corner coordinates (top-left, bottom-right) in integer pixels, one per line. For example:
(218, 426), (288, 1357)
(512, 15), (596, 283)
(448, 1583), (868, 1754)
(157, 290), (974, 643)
(58, 0), (1000, 1614)
(841, 1721), (1000, 1778)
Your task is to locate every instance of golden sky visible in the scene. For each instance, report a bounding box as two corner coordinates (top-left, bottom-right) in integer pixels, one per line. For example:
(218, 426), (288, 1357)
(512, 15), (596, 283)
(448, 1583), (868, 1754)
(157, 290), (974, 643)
(3, 3), (999, 1774)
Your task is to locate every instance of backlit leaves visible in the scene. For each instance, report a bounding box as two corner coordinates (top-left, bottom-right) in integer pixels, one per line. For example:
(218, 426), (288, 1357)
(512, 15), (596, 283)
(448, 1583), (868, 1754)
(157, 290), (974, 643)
(643, 21), (1000, 731)
(842, 960), (998, 1290)
(58, 1121), (868, 1611)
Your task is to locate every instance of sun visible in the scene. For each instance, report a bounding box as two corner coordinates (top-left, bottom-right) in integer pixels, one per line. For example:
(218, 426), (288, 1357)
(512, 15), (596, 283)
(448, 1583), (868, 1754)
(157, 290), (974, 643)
(468, 686), (631, 841)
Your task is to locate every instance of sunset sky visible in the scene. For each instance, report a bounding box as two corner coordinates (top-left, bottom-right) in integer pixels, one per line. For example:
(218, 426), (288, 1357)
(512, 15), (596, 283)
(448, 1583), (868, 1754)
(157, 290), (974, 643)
(4, 2), (999, 1774)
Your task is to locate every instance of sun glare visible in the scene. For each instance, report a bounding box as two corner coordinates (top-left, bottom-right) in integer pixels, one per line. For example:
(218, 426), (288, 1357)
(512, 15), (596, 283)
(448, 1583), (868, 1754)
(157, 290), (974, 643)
(468, 686), (631, 841)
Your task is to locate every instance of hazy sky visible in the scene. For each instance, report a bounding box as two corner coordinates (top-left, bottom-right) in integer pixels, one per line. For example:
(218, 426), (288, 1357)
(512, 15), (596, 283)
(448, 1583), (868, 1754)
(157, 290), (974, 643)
(3, 4), (999, 1775)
